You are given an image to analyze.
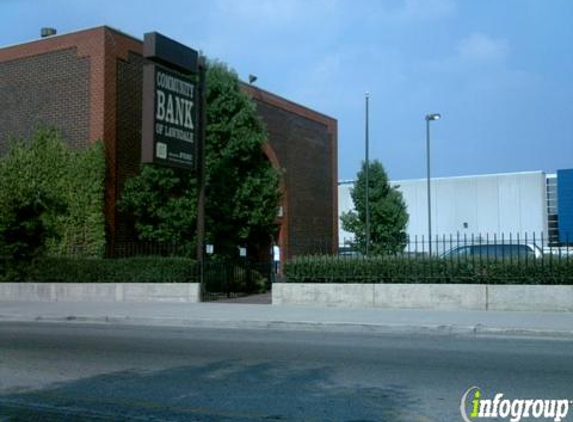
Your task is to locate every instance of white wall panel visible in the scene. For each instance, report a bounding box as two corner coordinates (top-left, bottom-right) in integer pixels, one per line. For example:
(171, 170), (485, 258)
(475, 177), (500, 234)
(338, 171), (548, 247)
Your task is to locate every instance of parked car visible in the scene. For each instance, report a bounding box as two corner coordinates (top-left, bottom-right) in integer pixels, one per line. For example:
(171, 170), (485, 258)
(338, 246), (363, 258)
(441, 243), (543, 259)
(543, 247), (573, 257)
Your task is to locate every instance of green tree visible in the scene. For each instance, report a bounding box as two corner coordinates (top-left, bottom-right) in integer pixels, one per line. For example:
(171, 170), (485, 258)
(47, 139), (106, 257)
(118, 165), (197, 246)
(0, 129), (106, 266)
(341, 160), (409, 255)
(120, 61), (281, 258)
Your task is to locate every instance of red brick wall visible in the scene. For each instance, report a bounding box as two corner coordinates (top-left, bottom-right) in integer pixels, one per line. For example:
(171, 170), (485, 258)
(0, 27), (338, 257)
(100, 29), (143, 244)
(115, 51), (144, 241)
(0, 48), (90, 154)
(243, 85), (338, 258)
(0, 27), (143, 243)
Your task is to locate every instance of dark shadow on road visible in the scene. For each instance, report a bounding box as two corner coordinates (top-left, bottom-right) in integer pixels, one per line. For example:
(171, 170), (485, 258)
(215, 292), (272, 304)
(0, 360), (418, 422)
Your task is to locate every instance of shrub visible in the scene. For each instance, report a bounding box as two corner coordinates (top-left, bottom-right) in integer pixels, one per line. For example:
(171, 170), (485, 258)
(283, 255), (573, 285)
(0, 129), (105, 260)
(2, 257), (197, 283)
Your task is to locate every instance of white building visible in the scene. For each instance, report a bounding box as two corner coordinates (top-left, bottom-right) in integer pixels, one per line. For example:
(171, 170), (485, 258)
(339, 170), (556, 250)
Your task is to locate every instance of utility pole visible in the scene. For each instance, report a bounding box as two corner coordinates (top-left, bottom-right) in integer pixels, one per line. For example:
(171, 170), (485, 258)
(425, 113), (441, 256)
(196, 56), (207, 284)
(365, 92), (370, 256)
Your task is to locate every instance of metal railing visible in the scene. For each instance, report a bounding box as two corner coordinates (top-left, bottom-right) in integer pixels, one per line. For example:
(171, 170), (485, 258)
(336, 232), (573, 258)
(1, 242), (278, 299)
(284, 232), (573, 285)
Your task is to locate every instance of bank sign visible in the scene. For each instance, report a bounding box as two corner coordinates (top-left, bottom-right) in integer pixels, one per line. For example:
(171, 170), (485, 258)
(142, 64), (197, 170)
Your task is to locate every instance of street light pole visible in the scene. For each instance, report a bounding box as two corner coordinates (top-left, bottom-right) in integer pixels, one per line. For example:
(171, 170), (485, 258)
(425, 113), (441, 256)
(365, 92), (370, 256)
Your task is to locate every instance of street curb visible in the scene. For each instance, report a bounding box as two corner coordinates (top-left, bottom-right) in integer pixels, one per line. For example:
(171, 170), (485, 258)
(1, 314), (572, 341)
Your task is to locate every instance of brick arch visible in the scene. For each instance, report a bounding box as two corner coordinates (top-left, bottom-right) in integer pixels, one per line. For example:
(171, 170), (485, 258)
(262, 142), (288, 266)
(262, 142), (280, 170)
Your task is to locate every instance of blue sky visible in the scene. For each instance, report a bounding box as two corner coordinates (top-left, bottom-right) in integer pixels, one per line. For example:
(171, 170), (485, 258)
(2, 0), (572, 181)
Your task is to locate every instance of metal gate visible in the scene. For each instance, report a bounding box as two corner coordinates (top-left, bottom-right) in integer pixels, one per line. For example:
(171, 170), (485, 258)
(201, 260), (273, 301)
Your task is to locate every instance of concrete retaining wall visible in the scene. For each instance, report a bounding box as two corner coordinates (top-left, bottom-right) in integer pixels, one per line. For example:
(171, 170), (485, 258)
(373, 284), (486, 310)
(273, 283), (573, 312)
(0, 283), (201, 303)
(487, 285), (573, 312)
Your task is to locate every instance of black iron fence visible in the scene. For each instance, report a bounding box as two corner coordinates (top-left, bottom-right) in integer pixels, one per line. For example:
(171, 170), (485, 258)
(201, 260), (273, 301)
(333, 232), (571, 258)
(3, 234), (572, 287)
(286, 232), (573, 285)
(106, 243), (275, 300)
(105, 242), (192, 258)
(0, 242), (277, 300)
(397, 232), (572, 258)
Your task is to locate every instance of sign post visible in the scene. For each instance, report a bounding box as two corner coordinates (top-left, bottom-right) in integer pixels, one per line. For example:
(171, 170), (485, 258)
(195, 57), (207, 286)
(141, 32), (206, 286)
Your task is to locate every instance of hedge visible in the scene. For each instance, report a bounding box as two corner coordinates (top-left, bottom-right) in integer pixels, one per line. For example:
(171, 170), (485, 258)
(1, 257), (197, 283)
(0, 257), (269, 291)
(284, 256), (573, 285)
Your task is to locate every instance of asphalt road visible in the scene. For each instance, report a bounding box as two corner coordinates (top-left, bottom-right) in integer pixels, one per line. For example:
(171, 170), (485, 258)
(0, 322), (572, 422)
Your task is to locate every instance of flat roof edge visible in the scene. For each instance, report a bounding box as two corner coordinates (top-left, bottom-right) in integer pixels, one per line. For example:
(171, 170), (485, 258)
(339, 170), (555, 186)
(242, 83), (337, 124)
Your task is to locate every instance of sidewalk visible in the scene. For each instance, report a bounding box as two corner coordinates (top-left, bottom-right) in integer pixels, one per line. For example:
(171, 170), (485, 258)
(1, 301), (572, 340)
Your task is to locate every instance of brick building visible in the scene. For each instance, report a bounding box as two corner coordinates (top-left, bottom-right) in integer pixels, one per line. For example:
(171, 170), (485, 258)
(0, 26), (338, 261)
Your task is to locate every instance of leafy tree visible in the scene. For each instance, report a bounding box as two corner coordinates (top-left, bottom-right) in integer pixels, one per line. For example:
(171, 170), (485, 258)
(0, 129), (106, 266)
(341, 160), (409, 255)
(0, 186), (62, 264)
(46, 139), (105, 257)
(119, 165), (197, 246)
(120, 61), (281, 258)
